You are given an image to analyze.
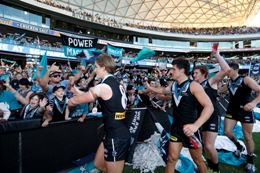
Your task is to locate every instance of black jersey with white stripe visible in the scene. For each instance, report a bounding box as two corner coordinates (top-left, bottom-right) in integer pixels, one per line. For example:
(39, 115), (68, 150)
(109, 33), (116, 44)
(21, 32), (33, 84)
(171, 80), (198, 128)
(97, 76), (129, 138)
(227, 76), (252, 110)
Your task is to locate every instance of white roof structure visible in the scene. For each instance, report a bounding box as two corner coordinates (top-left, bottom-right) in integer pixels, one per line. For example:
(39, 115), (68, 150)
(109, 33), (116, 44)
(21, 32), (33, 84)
(55, 0), (260, 28)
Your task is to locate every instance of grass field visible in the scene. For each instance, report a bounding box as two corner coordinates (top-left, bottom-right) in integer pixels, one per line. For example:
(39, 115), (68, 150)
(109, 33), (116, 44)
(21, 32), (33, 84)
(122, 132), (260, 173)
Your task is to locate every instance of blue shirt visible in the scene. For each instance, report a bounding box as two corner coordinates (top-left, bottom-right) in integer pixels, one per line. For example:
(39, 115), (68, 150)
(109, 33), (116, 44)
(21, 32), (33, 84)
(0, 90), (21, 110)
(69, 103), (89, 118)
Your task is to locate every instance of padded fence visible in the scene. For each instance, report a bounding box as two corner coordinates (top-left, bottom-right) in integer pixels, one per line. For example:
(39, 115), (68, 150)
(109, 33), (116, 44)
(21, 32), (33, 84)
(0, 108), (172, 173)
(0, 117), (103, 173)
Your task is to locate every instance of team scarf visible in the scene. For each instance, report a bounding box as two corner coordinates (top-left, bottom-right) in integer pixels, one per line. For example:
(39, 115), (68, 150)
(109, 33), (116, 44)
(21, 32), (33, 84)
(23, 104), (40, 119)
(54, 97), (67, 114)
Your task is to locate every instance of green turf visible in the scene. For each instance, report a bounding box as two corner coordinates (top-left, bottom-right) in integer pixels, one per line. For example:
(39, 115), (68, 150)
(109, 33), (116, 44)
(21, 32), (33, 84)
(123, 132), (260, 173)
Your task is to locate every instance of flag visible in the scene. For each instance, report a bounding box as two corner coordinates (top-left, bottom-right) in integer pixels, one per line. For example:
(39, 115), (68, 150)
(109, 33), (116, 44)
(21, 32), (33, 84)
(249, 61), (260, 77)
(15, 33), (26, 41)
(76, 49), (102, 64)
(40, 51), (48, 78)
(130, 47), (155, 63)
(32, 50), (48, 79)
(106, 44), (123, 66)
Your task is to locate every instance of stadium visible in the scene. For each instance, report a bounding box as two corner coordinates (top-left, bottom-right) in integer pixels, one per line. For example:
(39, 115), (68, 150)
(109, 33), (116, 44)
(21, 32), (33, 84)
(0, 0), (260, 173)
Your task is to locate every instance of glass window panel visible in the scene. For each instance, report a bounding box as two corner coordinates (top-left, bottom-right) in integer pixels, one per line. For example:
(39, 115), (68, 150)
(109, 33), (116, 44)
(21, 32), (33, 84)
(0, 4), (4, 17)
(29, 13), (39, 26)
(21, 11), (30, 23)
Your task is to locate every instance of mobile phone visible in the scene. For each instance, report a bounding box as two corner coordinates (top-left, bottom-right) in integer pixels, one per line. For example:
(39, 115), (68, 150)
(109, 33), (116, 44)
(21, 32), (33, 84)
(212, 42), (219, 51)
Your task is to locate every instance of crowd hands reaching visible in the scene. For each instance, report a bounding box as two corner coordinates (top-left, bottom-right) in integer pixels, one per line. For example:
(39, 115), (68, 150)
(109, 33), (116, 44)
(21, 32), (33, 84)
(36, 0), (260, 36)
(0, 52), (259, 126)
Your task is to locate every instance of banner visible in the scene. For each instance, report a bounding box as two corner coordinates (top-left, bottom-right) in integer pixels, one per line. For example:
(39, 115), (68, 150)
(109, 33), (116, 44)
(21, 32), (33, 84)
(60, 33), (98, 58)
(60, 34), (98, 48)
(107, 44), (123, 57)
(125, 108), (146, 163)
(75, 48), (102, 63)
(107, 44), (123, 66)
(249, 62), (260, 77)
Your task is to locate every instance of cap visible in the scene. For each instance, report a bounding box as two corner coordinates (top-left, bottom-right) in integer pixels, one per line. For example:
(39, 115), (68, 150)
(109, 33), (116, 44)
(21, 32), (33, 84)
(52, 85), (65, 93)
(19, 78), (31, 86)
(127, 85), (135, 91)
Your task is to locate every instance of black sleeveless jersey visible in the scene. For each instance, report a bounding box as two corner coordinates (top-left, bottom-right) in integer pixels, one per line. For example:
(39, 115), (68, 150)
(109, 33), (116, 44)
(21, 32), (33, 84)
(227, 76), (252, 111)
(171, 80), (198, 128)
(97, 76), (129, 138)
(198, 79), (220, 118)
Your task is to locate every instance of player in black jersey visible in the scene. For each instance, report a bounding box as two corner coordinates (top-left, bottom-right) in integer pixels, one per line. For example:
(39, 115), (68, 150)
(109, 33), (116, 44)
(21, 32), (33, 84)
(219, 63), (260, 173)
(67, 54), (130, 173)
(193, 50), (230, 173)
(145, 58), (213, 173)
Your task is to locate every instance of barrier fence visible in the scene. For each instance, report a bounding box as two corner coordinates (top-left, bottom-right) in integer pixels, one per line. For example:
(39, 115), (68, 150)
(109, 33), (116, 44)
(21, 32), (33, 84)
(0, 108), (172, 173)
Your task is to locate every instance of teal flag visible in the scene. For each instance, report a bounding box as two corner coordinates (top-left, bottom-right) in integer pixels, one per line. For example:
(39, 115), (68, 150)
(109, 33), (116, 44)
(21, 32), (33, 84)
(32, 50), (48, 79)
(40, 51), (48, 78)
(130, 47), (155, 63)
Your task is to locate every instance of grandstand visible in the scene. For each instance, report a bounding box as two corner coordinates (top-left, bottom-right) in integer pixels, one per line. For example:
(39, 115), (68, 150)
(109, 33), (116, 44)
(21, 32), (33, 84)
(0, 0), (260, 71)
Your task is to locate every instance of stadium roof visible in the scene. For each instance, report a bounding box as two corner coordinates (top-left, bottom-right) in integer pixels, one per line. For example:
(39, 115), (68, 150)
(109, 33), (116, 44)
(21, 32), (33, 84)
(56, 0), (260, 28)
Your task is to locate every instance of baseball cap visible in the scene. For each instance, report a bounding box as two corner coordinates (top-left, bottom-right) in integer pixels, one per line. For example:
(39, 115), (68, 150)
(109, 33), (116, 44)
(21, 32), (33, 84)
(52, 85), (65, 93)
(19, 78), (31, 86)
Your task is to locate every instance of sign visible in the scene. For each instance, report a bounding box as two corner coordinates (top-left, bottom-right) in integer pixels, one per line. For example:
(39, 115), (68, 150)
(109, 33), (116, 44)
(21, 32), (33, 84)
(249, 62), (260, 76)
(60, 34), (98, 48)
(125, 108), (146, 163)
(0, 17), (60, 36)
(0, 43), (75, 59)
(72, 12), (123, 29)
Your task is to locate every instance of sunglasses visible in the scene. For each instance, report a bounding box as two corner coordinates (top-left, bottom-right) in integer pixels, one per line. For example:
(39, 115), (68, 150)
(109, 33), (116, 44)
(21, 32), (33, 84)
(51, 75), (61, 78)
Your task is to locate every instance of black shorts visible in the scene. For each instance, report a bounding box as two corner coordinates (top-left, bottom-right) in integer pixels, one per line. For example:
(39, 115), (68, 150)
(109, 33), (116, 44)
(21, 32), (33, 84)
(201, 113), (220, 133)
(170, 127), (202, 149)
(104, 137), (130, 162)
(226, 108), (255, 123)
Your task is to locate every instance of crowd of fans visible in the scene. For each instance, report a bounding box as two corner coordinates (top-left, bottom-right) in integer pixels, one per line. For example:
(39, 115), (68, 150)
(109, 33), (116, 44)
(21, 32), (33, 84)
(36, 0), (260, 35)
(1, 31), (260, 65)
(0, 32), (63, 51)
(0, 56), (259, 124)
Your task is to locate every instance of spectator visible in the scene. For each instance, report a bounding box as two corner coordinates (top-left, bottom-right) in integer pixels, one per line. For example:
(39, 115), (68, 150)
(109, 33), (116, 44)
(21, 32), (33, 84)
(49, 85), (68, 122)
(65, 86), (88, 122)
(10, 72), (23, 90)
(0, 66), (10, 82)
(0, 80), (21, 118)
(5, 78), (34, 107)
(20, 92), (48, 120)
(126, 85), (138, 108)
